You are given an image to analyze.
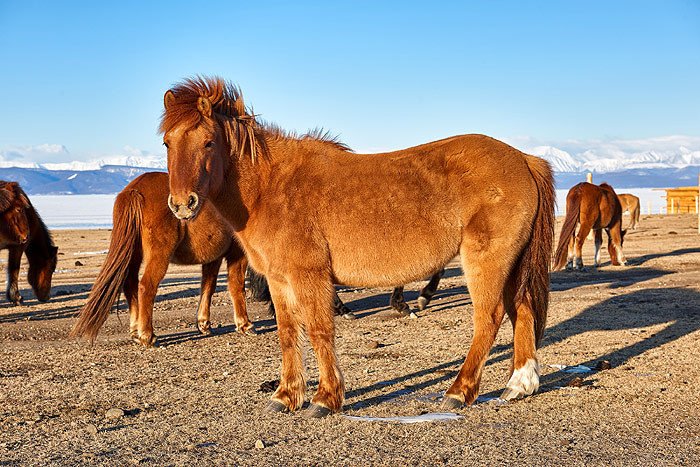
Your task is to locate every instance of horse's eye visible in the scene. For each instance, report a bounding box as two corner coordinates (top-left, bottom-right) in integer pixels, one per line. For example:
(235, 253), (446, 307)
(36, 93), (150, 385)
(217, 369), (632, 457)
(205, 141), (215, 149)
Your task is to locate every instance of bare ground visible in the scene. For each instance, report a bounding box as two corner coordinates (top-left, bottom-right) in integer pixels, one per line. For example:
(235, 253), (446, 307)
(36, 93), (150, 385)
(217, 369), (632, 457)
(1, 215), (699, 466)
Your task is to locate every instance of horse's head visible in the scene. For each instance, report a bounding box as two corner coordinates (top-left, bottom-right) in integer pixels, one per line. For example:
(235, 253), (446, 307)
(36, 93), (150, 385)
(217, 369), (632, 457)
(0, 182), (30, 244)
(27, 244), (58, 302)
(160, 77), (257, 220)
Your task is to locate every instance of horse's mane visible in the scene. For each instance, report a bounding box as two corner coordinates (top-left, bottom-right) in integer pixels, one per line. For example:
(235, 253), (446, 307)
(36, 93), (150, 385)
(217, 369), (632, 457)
(0, 181), (24, 212)
(160, 77), (351, 162)
(259, 122), (353, 152)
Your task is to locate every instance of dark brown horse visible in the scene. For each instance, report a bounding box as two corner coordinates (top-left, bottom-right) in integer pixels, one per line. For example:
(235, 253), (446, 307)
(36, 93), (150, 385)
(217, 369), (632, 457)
(554, 182), (627, 271)
(162, 77), (555, 417)
(71, 172), (255, 347)
(0, 181), (57, 304)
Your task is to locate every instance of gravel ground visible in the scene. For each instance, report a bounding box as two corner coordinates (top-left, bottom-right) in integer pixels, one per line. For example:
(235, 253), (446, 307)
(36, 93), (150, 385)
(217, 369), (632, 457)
(1, 214), (699, 466)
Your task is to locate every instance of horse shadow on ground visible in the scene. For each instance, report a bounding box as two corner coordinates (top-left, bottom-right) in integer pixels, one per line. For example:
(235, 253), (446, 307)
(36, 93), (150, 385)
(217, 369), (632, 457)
(346, 285), (700, 410)
(626, 247), (700, 266)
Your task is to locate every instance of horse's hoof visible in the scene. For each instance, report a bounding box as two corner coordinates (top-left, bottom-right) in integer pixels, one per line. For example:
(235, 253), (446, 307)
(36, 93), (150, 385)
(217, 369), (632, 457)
(417, 296), (429, 311)
(240, 325), (257, 335)
(441, 395), (464, 410)
(139, 334), (158, 348)
(502, 359), (540, 401)
(341, 312), (357, 320)
(264, 400), (289, 414)
(303, 403), (332, 418)
(500, 387), (524, 401)
(197, 322), (212, 336)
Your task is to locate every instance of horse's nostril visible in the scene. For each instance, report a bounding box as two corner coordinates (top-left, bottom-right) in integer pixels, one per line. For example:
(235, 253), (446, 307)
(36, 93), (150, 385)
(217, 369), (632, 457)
(187, 194), (198, 210)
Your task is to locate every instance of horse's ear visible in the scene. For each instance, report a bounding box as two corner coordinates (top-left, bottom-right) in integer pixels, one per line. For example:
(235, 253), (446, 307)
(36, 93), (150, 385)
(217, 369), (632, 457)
(164, 90), (176, 110)
(197, 97), (212, 118)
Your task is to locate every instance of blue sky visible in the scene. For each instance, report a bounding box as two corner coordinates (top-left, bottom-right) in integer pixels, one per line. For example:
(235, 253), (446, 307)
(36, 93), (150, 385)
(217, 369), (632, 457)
(0, 1), (699, 162)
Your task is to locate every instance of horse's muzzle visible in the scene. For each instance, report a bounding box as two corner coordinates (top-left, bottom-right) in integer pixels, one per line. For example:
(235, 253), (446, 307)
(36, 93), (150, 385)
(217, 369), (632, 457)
(168, 192), (200, 220)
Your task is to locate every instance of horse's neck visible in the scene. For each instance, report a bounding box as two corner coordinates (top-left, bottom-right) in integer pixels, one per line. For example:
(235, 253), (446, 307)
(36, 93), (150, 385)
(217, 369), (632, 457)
(216, 137), (294, 231)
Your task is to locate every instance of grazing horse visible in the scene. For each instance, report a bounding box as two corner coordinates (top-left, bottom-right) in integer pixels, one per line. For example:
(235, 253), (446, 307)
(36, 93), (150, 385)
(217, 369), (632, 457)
(71, 172), (256, 347)
(161, 77), (555, 416)
(553, 182), (627, 271)
(617, 193), (640, 230)
(0, 181), (58, 304)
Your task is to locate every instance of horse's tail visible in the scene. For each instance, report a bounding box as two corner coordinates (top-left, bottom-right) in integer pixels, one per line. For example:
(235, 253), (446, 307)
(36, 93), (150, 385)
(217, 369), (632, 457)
(515, 155), (556, 347)
(246, 267), (271, 302)
(70, 189), (143, 342)
(552, 185), (582, 271)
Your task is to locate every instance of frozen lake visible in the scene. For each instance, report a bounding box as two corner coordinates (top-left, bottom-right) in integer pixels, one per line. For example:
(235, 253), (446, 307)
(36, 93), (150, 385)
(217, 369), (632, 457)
(30, 189), (669, 230)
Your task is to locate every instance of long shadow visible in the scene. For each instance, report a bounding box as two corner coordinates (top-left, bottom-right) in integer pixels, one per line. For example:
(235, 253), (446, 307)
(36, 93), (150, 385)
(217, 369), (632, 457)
(627, 247), (700, 266)
(347, 286), (700, 409)
(156, 318), (278, 346)
(550, 266), (671, 292)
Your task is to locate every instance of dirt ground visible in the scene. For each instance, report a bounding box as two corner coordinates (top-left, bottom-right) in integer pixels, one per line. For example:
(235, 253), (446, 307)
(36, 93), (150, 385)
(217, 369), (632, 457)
(1, 214), (699, 466)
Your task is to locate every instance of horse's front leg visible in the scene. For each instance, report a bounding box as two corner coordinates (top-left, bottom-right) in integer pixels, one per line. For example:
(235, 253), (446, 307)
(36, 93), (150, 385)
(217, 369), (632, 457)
(300, 278), (344, 417)
(265, 278), (305, 413)
(5, 247), (23, 305)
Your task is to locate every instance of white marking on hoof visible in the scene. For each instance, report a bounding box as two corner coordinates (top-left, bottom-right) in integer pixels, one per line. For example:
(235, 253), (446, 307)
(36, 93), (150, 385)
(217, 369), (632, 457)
(417, 296), (429, 311)
(502, 359), (540, 400)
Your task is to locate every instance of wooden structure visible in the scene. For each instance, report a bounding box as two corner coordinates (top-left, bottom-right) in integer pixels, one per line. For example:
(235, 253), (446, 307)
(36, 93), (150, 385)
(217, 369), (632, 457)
(664, 186), (699, 214)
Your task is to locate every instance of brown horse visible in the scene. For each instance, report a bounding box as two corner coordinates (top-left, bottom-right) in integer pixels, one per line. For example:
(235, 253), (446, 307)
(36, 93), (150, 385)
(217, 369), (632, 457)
(617, 193), (640, 230)
(71, 172), (255, 347)
(161, 77), (555, 416)
(0, 181), (58, 304)
(554, 182), (627, 271)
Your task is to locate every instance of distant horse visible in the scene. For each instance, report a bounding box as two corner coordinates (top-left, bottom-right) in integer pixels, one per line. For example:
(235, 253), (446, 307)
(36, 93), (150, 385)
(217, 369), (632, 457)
(617, 193), (640, 230)
(554, 182), (627, 271)
(0, 181), (58, 304)
(71, 172), (256, 347)
(161, 77), (555, 416)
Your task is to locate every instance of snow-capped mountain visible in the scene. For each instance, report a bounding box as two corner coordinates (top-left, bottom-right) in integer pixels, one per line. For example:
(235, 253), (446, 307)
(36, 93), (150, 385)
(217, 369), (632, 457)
(524, 135), (700, 173)
(1, 135), (699, 194)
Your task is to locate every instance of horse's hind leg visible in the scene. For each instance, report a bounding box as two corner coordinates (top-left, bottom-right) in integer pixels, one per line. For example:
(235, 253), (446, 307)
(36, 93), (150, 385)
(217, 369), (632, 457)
(417, 269), (445, 310)
(124, 256), (141, 343)
(197, 257), (223, 335)
(566, 232), (576, 270)
(573, 222), (591, 270)
(501, 289), (539, 401)
(136, 255), (169, 347)
(593, 229), (603, 267)
(389, 286), (410, 314)
(443, 247), (511, 408)
(5, 247), (23, 305)
(225, 253), (255, 334)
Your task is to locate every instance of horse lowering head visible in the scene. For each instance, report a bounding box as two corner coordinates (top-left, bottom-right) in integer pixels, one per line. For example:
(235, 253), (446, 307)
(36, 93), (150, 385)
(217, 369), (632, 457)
(28, 244), (58, 302)
(0, 182), (30, 244)
(160, 77), (257, 220)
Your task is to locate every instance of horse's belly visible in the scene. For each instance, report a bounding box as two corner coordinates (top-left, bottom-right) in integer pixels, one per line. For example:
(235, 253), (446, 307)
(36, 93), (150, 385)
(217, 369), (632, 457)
(327, 222), (461, 287)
